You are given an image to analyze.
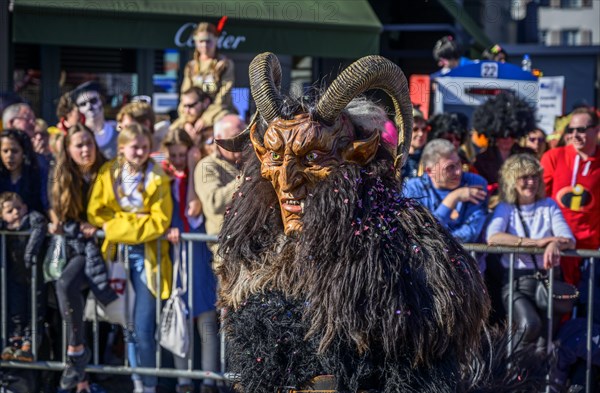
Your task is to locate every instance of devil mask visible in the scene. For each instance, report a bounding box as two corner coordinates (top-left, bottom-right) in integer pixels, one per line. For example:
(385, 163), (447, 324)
(219, 53), (413, 235)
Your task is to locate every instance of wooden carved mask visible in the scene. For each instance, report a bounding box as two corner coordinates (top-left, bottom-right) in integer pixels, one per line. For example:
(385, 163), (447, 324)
(218, 53), (413, 235)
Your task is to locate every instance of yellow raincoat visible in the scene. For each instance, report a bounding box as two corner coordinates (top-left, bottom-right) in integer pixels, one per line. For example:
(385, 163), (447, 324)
(87, 160), (173, 300)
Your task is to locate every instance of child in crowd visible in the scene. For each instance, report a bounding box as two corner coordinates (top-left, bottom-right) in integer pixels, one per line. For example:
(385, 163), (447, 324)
(0, 128), (46, 213)
(163, 128), (219, 393)
(87, 123), (173, 393)
(0, 192), (47, 362)
(49, 123), (117, 393)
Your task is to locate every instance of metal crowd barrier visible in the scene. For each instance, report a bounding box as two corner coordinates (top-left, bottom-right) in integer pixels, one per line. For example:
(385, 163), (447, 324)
(0, 230), (598, 392)
(464, 244), (599, 393)
(0, 230), (233, 386)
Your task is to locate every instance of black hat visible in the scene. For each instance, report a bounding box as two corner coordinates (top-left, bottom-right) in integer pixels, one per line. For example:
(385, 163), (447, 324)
(70, 81), (103, 101)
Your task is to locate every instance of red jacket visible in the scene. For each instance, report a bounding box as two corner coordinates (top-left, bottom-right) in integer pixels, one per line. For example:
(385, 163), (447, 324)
(541, 144), (600, 249)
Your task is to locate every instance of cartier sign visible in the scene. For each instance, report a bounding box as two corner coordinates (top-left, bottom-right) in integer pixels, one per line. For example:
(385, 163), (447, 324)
(174, 23), (247, 50)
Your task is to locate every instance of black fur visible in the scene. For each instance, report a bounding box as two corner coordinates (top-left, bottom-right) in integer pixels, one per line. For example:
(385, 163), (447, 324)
(471, 92), (536, 140)
(218, 122), (551, 392)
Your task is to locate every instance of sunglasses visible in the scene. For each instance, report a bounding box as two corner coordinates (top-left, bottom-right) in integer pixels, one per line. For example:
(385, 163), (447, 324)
(182, 100), (200, 109)
(565, 125), (593, 134)
(528, 137), (545, 143)
(518, 174), (539, 182)
(132, 95), (152, 104)
(76, 96), (100, 108)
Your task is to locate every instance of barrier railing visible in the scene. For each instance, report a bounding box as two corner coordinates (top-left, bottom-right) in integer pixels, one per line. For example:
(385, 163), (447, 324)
(464, 244), (599, 393)
(0, 231), (597, 392)
(0, 230), (234, 386)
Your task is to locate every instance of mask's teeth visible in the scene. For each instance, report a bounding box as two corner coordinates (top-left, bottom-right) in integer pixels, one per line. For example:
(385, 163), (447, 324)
(301, 201), (305, 214)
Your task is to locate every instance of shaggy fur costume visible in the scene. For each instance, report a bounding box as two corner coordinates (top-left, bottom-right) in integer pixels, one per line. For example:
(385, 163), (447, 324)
(218, 142), (550, 392)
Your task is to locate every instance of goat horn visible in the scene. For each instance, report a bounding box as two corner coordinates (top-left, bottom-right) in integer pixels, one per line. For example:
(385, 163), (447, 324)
(314, 56), (413, 170)
(249, 52), (284, 123)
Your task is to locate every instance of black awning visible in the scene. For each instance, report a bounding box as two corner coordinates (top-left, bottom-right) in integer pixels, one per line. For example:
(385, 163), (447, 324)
(13, 0), (382, 58)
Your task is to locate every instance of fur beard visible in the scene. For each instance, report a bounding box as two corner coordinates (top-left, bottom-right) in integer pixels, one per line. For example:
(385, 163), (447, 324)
(218, 150), (551, 391)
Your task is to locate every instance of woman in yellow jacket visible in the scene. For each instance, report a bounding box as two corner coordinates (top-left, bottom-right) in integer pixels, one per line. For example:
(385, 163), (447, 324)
(87, 123), (172, 393)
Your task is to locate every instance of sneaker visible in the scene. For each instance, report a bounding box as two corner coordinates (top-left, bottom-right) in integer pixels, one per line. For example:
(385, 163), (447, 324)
(1, 337), (22, 361)
(1, 345), (16, 361)
(60, 347), (91, 390)
(14, 340), (34, 362)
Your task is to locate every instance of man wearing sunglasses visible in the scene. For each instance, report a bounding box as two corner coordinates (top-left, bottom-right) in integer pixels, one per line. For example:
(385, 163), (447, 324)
(541, 107), (600, 285)
(72, 81), (118, 159)
(171, 86), (228, 147)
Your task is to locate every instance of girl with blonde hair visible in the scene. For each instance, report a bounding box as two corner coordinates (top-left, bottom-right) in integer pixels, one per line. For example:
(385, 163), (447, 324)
(87, 123), (173, 393)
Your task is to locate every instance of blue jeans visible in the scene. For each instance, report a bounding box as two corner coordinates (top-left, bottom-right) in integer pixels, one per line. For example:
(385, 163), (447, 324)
(126, 245), (157, 388)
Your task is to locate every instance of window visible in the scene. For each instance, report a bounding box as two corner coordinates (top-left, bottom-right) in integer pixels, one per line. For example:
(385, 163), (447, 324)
(561, 29), (579, 45)
(538, 30), (549, 45)
(580, 30), (592, 45)
(560, 0), (592, 7)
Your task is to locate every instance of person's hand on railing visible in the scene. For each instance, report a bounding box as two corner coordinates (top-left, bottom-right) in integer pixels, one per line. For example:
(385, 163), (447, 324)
(543, 241), (562, 269)
(166, 227), (181, 244)
(48, 221), (63, 234)
(80, 222), (98, 239)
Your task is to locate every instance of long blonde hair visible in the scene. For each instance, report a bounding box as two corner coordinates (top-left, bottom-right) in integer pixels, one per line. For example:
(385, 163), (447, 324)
(499, 153), (545, 204)
(114, 123), (153, 199)
(192, 22), (220, 75)
(51, 124), (106, 221)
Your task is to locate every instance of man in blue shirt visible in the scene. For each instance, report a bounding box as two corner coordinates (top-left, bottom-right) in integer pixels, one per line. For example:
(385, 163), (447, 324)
(404, 139), (488, 243)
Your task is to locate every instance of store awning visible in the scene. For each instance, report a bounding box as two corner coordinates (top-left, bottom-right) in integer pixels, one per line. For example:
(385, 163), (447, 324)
(12, 0), (382, 58)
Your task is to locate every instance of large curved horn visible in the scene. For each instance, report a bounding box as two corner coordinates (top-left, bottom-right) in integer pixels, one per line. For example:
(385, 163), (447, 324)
(217, 53), (283, 152)
(249, 52), (284, 124)
(314, 56), (413, 169)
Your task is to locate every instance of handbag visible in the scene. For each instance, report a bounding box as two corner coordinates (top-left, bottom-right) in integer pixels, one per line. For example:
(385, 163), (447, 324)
(514, 204), (579, 314)
(43, 235), (67, 282)
(534, 272), (579, 314)
(84, 245), (134, 327)
(159, 243), (190, 358)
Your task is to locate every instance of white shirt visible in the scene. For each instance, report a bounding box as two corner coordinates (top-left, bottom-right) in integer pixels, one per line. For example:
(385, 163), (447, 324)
(486, 198), (575, 269)
(115, 165), (151, 212)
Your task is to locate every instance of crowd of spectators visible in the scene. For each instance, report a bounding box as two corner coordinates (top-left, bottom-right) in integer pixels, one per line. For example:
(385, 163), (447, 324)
(0, 28), (599, 392)
(0, 19), (240, 393)
(402, 91), (600, 390)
